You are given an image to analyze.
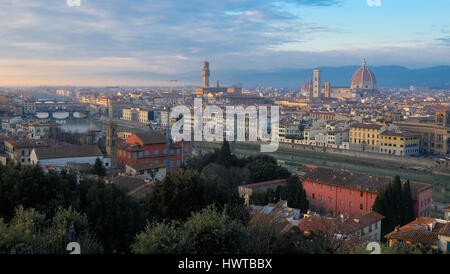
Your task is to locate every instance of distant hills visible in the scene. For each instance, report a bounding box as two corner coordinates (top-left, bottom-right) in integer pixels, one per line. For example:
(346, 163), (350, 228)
(174, 65), (450, 89)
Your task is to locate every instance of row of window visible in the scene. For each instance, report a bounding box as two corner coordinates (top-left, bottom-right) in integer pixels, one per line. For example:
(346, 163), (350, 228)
(310, 182), (373, 198)
(119, 146), (190, 159)
(311, 194), (365, 210)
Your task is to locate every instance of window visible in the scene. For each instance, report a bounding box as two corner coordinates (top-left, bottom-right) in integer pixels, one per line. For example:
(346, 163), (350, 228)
(349, 202), (353, 208)
(340, 200), (343, 206)
(145, 151), (150, 156)
(360, 191), (364, 197)
(321, 196), (324, 201)
(312, 194), (315, 199)
(154, 150), (159, 155)
(360, 204), (363, 210)
(331, 186), (334, 191)
(350, 190), (353, 195)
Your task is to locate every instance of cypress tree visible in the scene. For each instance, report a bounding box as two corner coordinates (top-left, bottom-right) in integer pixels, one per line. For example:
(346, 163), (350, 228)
(401, 180), (415, 225)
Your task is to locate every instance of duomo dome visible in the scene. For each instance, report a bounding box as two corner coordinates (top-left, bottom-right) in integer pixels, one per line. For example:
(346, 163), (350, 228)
(351, 59), (377, 90)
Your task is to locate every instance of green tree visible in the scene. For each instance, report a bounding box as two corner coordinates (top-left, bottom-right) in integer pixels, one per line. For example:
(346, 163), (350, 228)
(215, 140), (233, 167)
(244, 155), (290, 183)
(133, 206), (249, 254)
(93, 158), (106, 177)
(401, 180), (415, 225)
(143, 169), (246, 222)
(372, 175), (416, 239)
(132, 221), (191, 254)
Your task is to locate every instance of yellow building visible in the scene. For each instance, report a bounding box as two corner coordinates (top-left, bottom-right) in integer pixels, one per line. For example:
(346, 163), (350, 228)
(349, 123), (384, 152)
(380, 132), (420, 156)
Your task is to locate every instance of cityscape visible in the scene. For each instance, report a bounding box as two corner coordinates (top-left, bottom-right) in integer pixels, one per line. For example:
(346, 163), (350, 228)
(0, 0), (449, 267)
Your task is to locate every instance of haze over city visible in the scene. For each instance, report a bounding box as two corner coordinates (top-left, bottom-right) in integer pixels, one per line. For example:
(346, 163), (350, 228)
(1, 0), (449, 86)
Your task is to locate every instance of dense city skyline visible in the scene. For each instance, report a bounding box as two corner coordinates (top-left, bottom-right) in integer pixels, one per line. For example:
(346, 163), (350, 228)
(0, 0), (449, 86)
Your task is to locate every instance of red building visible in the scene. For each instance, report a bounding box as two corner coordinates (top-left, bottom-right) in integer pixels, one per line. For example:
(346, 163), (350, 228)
(297, 165), (432, 218)
(117, 132), (191, 170)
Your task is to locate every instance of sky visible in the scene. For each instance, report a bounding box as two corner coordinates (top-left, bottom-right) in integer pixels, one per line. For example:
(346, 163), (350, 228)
(0, 0), (449, 86)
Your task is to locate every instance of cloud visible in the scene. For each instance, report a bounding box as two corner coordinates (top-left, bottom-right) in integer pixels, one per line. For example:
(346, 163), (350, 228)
(0, 0), (447, 86)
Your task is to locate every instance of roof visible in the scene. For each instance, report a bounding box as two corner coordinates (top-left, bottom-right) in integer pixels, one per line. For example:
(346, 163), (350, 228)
(127, 162), (166, 171)
(385, 217), (450, 245)
(298, 211), (384, 235)
(380, 131), (421, 138)
(133, 132), (166, 145)
(111, 175), (146, 192)
(34, 144), (103, 160)
(385, 229), (439, 246)
(297, 165), (431, 195)
(351, 59), (377, 86)
(350, 123), (384, 130)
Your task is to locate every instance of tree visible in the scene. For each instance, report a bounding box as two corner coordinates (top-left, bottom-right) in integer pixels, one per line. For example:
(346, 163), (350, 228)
(401, 180), (415, 225)
(215, 140), (233, 167)
(133, 206), (250, 254)
(132, 221), (191, 254)
(244, 155), (290, 183)
(142, 169), (246, 223)
(93, 158), (106, 177)
(0, 206), (102, 254)
(372, 175), (416, 239)
(249, 176), (309, 213)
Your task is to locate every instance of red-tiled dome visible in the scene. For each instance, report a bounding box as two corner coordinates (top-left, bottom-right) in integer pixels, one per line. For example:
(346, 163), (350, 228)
(351, 59), (377, 90)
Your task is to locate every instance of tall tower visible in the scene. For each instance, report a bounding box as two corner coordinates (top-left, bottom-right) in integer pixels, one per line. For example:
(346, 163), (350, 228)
(313, 69), (321, 98)
(106, 123), (117, 169)
(308, 78), (313, 102)
(324, 82), (331, 98)
(202, 61), (210, 88)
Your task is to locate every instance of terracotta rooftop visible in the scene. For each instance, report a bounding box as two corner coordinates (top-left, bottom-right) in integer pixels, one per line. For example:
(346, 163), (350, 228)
(127, 162), (166, 171)
(132, 132), (166, 145)
(34, 144), (103, 160)
(385, 217), (449, 246)
(297, 165), (431, 195)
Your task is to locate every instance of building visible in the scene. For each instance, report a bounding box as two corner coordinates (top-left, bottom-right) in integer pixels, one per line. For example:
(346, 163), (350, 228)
(313, 69), (321, 98)
(5, 139), (49, 165)
(385, 217), (450, 252)
(23, 100), (36, 114)
(125, 162), (166, 181)
(110, 175), (151, 198)
(298, 211), (385, 242)
(30, 144), (109, 168)
(202, 60), (210, 88)
(195, 61), (242, 97)
(117, 132), (191, 170)
(297, 165), (432, 218)
(350, 59), (377, 97)
(349, 123), (385, 152)
(106, 123), (117, 168)
(379, 131), (420, 156)
(394, 110), (450, 155)
(238, 179), (288, 205)
(445, 206), (450, 221)
(300, 59), (378, 100)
